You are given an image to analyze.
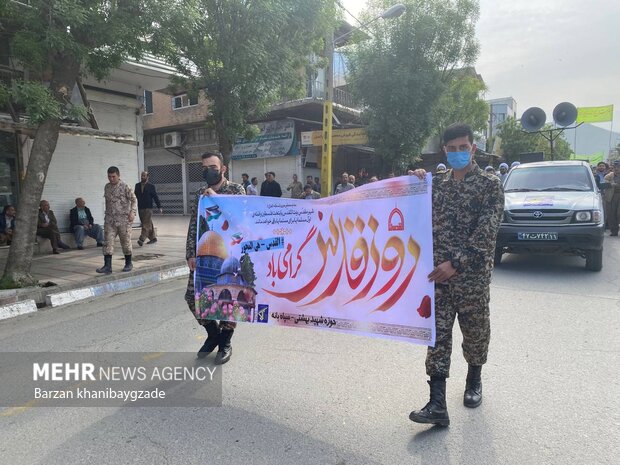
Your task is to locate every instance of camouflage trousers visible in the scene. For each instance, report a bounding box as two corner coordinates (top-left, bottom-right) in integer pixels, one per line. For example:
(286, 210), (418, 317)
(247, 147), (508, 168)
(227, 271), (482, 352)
(185, 270), (237, 331)
(103, 221), (132, 256)
(426, 280), (491, 378)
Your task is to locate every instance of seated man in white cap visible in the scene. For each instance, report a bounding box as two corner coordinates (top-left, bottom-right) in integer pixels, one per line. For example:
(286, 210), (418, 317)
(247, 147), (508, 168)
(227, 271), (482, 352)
(436, 163), (447, 174)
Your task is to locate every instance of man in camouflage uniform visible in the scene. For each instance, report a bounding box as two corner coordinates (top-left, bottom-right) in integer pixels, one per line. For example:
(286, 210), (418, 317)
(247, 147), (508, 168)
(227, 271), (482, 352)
(410, 123), (504, 427)
(96, 166), (138, 274)
(186, 152), (245, 365)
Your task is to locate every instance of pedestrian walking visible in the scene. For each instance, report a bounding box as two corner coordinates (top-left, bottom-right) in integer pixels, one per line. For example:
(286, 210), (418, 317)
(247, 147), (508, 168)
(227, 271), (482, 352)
(96, 166), (137, 274)
(286, 174), (303, 199)
(603, 161), (620, 236)
(334, 172), (355, 194)
(409, 123), (504, 427)
(260, 171), (282, 197)
(246, 177), (259, 195)
(241, 173), (251, 190)
(186, 152), (245, 364)
(134, 171), (162, 246)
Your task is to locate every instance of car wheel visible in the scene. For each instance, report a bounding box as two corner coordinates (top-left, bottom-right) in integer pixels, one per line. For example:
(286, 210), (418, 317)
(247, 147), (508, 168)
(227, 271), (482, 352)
(494, 247), (503, 266)
(585, 249), (603, 272)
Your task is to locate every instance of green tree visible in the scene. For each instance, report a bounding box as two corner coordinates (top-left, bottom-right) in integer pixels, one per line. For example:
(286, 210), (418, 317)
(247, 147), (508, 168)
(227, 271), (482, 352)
(497, 117), (573, 162)
(152, 0), (334, 166)
(432, 73), (488, 151)
(346, 0), (480, 170)
(0, 0), (161, 287)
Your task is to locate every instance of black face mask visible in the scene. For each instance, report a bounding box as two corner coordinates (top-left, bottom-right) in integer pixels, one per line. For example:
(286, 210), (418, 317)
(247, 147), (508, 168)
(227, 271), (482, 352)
(203, 168), (222, 186)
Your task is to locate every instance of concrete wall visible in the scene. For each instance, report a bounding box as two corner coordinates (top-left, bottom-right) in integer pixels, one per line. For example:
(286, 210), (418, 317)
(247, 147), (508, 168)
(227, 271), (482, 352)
(41, 91), (141, 231)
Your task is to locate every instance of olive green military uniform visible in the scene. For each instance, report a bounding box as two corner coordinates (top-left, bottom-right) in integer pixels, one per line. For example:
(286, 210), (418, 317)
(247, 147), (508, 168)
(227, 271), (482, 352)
(427, 163), (504, 377)
(103, 180), (137, 256)
(185, 180), (246, 331)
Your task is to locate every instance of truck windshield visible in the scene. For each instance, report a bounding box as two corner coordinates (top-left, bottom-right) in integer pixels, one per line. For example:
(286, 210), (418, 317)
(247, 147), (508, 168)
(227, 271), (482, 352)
(504, 166), (593, 192)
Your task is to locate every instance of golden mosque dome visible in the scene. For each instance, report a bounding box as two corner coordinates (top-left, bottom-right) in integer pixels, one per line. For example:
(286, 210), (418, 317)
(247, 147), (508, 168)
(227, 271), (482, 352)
(197, 231), (228, 259)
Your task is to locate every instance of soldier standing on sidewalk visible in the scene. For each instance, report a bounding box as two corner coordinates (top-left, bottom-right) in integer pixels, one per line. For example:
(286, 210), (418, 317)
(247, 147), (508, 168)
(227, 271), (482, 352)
(96, 166), (138, 274)
(185, 152), (245, 365)
(134, 171), (162, 246)
(409, 123), (504, 427)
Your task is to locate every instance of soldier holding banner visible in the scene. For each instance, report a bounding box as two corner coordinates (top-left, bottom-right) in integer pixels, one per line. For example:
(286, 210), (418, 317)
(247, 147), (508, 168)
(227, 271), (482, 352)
(409, 123), (504, 427)
(185, 152), (245, 365)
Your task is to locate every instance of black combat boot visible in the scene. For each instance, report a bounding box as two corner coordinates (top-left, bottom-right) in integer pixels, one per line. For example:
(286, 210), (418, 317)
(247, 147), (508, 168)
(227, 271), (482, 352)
(96, 255), (112, 274)
(463, 365), (482, 408)
(409, 377), (450, 426)
(214, 329), (234, 365)
(122, 255), (133, 272)
(196, 321), (220, 359)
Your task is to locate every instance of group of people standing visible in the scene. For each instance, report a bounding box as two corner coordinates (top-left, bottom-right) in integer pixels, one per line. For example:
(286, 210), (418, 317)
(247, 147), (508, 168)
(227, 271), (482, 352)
(240, 172), (323, 199)
(1, 168), (162, 270)
(182, 124), (505, 432)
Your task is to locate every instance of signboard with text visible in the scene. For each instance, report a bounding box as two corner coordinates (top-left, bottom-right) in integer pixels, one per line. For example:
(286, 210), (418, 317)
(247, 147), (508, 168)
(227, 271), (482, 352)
(301, 128), (369, 147)
(193, 176), (435, 345)
(231, 120), (297, 160)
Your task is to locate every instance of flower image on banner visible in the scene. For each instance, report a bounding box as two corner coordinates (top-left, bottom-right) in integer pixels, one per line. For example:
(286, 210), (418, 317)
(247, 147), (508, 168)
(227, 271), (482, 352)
(194, 175), (435, 346)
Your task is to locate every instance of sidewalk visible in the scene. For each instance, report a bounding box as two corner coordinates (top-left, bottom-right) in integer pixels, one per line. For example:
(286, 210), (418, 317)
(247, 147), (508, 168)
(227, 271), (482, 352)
(0, 216), (191, 314)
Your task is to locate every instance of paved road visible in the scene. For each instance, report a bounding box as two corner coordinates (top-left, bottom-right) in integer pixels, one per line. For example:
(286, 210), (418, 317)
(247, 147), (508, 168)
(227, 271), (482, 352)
(1, 237), (619, 465)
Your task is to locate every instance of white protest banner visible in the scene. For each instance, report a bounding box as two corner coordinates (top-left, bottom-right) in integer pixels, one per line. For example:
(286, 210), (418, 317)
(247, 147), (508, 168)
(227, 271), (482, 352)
(194, 175), (435, 345)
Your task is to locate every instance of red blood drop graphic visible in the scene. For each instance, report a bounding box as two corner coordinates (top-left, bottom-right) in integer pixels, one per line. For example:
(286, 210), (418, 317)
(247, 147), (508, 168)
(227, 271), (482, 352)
(417, 295), (432, 319)
(318, 211), (323, 221)
(222, 220), (229, 231)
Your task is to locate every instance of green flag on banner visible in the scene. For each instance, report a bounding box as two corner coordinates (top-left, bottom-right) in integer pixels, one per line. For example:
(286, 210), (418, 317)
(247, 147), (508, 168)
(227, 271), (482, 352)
(576, 105), (614, 123)
(570, 152), (605, 164)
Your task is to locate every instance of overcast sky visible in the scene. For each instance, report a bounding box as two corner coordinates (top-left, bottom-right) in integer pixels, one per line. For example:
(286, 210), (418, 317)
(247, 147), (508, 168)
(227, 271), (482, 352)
(341, 0), (620, 128)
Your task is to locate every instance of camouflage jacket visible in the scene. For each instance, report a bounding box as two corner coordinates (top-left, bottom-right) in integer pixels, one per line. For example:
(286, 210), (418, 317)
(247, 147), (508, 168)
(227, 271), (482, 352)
(186, 180), (246, 259)
(104, 180), (137, 224)
(432, 163), (504, 281)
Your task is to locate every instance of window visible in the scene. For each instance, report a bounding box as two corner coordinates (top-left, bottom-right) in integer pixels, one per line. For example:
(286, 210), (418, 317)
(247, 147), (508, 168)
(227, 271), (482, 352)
(144, 90), (153, 114)
(172, 93), (198, 110)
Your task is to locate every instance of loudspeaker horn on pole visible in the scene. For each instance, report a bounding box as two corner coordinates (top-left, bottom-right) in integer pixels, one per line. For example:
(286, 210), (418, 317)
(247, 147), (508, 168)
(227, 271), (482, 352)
(521, 107), (546, 132)
(552, 102), (577, 127)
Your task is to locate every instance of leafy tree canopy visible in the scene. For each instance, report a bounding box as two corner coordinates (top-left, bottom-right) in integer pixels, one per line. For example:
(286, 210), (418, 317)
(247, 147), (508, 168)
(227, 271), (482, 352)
(0, 0), (161, 124)
(346, 0), (480, 170)
(152, 0), (335, 165)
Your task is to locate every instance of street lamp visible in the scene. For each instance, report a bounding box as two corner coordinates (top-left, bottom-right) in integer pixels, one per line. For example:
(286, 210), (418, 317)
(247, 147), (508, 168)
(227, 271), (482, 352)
(321, 4), (406, 197)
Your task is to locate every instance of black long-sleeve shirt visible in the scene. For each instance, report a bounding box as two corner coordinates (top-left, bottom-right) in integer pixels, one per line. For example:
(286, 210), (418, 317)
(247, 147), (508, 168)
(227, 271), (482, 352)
(260, 180), (282, 197)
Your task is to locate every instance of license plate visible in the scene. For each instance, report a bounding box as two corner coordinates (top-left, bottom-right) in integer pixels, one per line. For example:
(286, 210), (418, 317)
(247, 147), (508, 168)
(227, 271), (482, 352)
(517, 232), (558, 240)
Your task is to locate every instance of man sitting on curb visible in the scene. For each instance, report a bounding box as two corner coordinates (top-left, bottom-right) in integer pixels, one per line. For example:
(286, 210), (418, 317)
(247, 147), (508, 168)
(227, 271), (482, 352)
(0, 204), (16, 246)
(38, 200), (71, 254)
(69, 197), (104, 250)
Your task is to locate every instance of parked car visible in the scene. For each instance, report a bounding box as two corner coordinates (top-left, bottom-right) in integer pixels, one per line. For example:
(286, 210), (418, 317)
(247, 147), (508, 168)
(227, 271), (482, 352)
(495, 161), (604, 271)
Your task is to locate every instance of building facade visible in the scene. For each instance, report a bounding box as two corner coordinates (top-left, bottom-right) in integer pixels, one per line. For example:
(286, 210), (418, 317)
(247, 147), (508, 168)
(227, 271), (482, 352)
(0, 57), (175, 230)
(487, 97), (518, 141)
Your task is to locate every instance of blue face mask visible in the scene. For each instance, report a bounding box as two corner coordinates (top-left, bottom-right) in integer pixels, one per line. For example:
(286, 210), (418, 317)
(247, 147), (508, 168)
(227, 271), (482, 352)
(446, 151), (471, 170)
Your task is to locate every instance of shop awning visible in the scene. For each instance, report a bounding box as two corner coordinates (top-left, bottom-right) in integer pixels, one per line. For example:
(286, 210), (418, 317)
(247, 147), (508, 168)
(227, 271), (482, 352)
(0, 116), (138, 146)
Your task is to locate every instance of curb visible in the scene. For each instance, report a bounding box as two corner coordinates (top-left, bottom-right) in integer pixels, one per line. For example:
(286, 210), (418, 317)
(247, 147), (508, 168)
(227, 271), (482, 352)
(0, 300), (38, 321)
(0, 259), (187, 307)
(0, 262), (189, 321)
(45, 265), (190, 307)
